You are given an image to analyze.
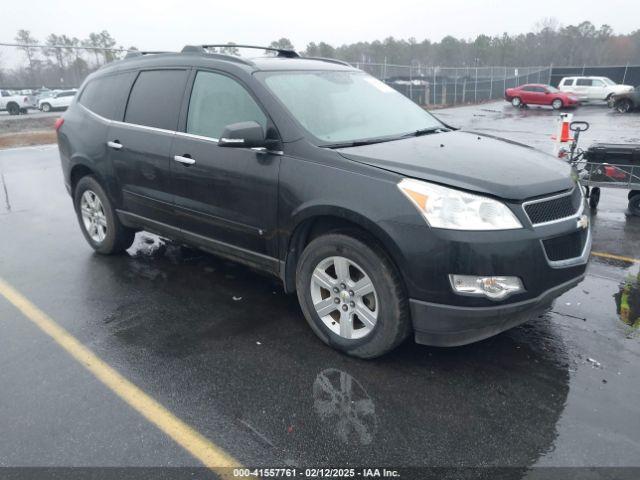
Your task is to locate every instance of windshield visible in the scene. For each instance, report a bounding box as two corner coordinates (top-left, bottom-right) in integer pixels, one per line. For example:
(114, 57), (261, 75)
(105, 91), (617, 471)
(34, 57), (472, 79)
(257, 71), (443, 145)
(602, 78), (616, 85)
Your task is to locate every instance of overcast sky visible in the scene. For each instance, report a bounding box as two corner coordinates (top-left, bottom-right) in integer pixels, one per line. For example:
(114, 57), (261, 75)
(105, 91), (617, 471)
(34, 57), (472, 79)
(2, 0), (639, 52)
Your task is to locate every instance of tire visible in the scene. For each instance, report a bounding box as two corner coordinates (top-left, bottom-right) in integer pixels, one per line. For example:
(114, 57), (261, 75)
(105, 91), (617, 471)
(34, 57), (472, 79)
(628, 190), (640, 200)
(629, 194), (640, 217)
(73, 175), (135, 254)
(6, 103), (19, 115)
(41, 103), (51, 112)
(296, 232), (411, 359)
(616, 99), (633, 114)
(551, 98), (563, 110)
(511, 97), (522, 108)
(589, 187), (601, 210)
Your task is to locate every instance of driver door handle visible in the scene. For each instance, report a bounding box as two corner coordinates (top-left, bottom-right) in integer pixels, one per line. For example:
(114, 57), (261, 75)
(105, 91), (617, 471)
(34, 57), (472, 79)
(174, 155), (196, 165)
(107, 140), (122, 150)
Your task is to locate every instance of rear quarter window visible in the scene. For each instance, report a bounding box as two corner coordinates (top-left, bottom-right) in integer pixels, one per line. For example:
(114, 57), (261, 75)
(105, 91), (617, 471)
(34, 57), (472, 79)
(561, 79), (574, 86)
(79, 72), (135, 120)
(124, 69), (189, 131)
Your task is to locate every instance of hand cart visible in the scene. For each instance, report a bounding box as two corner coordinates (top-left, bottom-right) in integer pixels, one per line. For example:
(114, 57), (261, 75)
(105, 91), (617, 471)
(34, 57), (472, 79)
(563, 121), (640, 215)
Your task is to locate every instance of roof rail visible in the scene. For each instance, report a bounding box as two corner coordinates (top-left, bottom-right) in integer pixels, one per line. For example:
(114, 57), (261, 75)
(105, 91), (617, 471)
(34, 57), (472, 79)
(181, 45), (255, 66)
(185, 44), (300, 58)
(302, 56), (352, 67)
(124, 50), (172, 59)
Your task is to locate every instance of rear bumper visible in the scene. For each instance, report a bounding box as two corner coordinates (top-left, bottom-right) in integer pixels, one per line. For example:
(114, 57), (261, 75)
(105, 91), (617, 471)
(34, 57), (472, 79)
(411, 274), (585, 347)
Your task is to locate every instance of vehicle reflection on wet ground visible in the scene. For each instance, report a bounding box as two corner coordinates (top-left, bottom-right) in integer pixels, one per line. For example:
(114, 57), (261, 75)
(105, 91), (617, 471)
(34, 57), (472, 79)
(0, 101), (639, 472)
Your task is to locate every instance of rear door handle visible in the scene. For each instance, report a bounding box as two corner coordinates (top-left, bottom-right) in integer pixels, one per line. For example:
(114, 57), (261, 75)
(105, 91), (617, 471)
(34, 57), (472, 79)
(107, 140), (122, 150)
(174, 155), (196, 165)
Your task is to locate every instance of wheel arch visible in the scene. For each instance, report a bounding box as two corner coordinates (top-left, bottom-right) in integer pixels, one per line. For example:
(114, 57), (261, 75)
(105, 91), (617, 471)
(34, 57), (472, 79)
(281, 206), (407, 294)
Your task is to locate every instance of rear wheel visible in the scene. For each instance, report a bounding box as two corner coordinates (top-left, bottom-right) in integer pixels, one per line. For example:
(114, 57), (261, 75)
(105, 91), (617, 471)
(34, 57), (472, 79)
(551, 98), (563, 110)
(616, 99), (633, 114)
(296, 233), (410, 358)
(511, 97), (522, 108)
(629, 194), (640, 216)
(6, 103), (19, 115)
(74, 176), (135, 254)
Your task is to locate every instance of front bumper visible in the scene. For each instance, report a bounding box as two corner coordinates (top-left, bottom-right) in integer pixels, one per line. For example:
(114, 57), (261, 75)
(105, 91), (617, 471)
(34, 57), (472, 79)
(411, 274), (584, 346)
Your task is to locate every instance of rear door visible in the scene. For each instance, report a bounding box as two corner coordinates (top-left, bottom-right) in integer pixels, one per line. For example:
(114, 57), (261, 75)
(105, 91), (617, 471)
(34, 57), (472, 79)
(108, 68), (190, 226)
(170, 69), (281, 263)
(574, 78), (592, 101)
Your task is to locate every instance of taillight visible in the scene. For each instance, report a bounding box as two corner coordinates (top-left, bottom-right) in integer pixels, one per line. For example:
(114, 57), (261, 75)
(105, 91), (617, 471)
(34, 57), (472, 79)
(54, 118), (64, 131)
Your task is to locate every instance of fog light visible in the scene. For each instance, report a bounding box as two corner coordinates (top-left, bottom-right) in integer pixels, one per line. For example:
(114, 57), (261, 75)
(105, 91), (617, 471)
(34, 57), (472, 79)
(449, 275), (524, 300)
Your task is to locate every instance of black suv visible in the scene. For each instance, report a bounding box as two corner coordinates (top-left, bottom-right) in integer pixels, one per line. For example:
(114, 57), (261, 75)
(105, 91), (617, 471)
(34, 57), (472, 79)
(57, 45), (591, 358)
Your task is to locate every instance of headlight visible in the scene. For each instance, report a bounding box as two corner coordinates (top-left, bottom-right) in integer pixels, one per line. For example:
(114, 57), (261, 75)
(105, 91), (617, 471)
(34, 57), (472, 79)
(398, 178), (522, 230)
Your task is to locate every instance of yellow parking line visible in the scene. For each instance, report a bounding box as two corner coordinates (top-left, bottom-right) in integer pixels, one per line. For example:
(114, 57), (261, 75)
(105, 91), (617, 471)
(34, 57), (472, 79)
(0, 277), (241, 477)
(592, 251), (640, 264)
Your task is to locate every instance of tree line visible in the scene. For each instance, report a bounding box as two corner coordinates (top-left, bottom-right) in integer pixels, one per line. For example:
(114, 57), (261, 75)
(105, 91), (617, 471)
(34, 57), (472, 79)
(2, 20), (639, 88)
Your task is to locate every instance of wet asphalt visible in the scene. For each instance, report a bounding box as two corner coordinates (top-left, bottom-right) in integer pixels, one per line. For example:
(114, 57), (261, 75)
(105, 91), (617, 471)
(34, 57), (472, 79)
(0, 102), (639, 474)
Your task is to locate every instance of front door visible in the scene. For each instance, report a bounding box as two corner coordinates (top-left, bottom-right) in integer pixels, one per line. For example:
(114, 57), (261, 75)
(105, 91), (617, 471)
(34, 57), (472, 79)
(110, 68), (189, 226)
(171, 70), (281, 262)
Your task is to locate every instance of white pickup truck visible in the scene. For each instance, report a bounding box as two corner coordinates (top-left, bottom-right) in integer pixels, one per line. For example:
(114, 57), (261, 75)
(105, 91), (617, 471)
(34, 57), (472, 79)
(0, 89), (35, 115)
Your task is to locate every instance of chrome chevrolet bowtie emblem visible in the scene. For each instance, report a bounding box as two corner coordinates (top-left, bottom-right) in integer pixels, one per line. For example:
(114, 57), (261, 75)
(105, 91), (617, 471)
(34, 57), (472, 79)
(577, 215), (589, 230)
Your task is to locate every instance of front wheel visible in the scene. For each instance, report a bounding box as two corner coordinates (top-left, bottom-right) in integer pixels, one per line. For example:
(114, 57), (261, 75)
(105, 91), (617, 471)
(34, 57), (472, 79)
(296, 233), (410, 358)
(41, 103), (51, 112)
(74, 176), (135, 254)
(551, 98), (563, 110)
(511, 97), (522, 108)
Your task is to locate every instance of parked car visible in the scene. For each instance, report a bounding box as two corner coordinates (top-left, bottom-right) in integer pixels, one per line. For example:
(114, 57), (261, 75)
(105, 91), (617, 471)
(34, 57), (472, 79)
(0, 89), (35, 114)
(609, 86), (640, 113)
(38, 89), (77, 112)
(558, 76), (633, 102)
(57, 45), (591, 358)
(505, 84), (579, 109)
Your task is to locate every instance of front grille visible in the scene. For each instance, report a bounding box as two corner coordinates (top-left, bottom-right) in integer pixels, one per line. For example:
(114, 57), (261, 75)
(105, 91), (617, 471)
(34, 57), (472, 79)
(524, 187), (582, 225)
(542, 229), (587, 261)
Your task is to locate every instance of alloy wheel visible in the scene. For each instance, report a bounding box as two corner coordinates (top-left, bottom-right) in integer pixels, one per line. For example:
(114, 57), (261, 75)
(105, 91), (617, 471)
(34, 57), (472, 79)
(80, 190), (107, 243)
(310, 256), (378, 339)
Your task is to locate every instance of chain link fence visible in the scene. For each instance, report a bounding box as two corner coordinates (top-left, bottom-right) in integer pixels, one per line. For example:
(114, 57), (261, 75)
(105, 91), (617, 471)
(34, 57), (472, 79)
(0, 43), (129, 91)
(1, 43), (637, 108)
(357, 63), (553, 106)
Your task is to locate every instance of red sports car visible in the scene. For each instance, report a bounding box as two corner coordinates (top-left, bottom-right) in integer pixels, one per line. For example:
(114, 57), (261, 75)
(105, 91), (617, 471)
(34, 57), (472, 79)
(505, 84), (579, 110)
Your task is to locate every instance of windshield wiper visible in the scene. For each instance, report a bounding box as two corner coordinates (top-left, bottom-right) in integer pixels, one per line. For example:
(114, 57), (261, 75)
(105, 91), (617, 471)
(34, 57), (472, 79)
(322, 137), (397, 149)
(401, 127), (449, 138)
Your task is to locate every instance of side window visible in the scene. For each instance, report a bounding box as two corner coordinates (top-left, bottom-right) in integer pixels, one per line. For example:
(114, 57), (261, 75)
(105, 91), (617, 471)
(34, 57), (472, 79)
(521, 86), (534, 92)
(561, 78), (574, 86)
(80, 77), (114, 117)
(186, 71), (267, 139)
(124, 70), (188, 130)
(592, 79), (605, 87)
(576, 79), (593, 86)
(0, 90), (8, 97)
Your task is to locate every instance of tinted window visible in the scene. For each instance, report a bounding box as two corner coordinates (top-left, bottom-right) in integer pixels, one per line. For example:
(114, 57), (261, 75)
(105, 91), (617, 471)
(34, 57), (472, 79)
(521, 86), (535, 92)
(561, 78), (574, 86)
(80, 73), (134, 120)
(186, 71), (267, 139)
(125, 70), (188, 130)
(59, 91), (76, 97)
(576, 79), (593, 86)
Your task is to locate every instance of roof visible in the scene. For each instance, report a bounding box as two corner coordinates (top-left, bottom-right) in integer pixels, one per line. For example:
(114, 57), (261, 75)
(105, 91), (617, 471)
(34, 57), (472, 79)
(109, 46), (355, 74)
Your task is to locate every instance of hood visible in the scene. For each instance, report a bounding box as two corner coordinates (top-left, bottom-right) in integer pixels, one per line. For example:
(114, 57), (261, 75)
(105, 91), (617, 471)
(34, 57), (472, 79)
(611, 84), (634, 93)
(337, 131), (575, 201)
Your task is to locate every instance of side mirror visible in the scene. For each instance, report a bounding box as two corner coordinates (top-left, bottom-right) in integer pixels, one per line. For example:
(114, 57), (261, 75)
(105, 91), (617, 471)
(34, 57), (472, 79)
(218, 121), (265, 149)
